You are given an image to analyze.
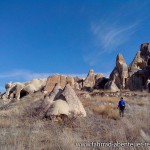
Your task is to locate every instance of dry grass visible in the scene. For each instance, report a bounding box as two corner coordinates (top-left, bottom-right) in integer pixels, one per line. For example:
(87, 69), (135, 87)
(0, 91), (149, 150)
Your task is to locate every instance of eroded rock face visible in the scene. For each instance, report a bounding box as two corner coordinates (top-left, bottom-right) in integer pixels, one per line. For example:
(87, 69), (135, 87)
(5, 78), (47, 100)
(127, 43), (150, 90)
(45, 84), (86, 118)
(94, 74), (109, 89)
(104, 80), (120, 92)
(129, 43), (150, 76)
(83, 70), (95, 90)
(44, 75), (60, 93)
(116, 53), (128, 88)
(44, 75), (74, 93)
(39, 83), (63, 117)
(60, 84), (86, 117)
(105, 53), (128, 91)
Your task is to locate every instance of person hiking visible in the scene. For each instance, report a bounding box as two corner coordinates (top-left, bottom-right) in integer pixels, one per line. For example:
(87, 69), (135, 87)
(118, 97), (125, 117)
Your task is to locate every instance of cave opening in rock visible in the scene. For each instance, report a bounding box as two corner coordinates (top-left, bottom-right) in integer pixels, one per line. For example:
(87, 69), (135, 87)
(20, 90), (29, 98)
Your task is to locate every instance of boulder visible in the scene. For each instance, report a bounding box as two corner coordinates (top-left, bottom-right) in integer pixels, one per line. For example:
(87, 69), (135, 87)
(104, 80), (120, 92)
(74, 82), (80, 90)
(127, 43), (150, 90)
(46, 99), (70, 117)
(44, 75), (61, 93)
(39, 83), (86, 119)
(83, 69), (95, 90)
(44, 74), (74, 93)
(129, 43), (150, 76)
(39, 83), (63, 117)
(59, 84), (86, 117)
(105, 53), (128, 91)
(5, 78), (47, 100)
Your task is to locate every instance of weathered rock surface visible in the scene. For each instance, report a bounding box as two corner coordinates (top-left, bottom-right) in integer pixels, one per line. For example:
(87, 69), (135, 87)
(39, 83), (87, 119)
(5, 78), (47, 100)
(44, 74), (74, 93)
(104, 80), (120, 92)
(39, 83), (63, 117)
(127, 43), (150, 90)
(105, 53), (128, 91)
(94, 74), (109, 89)
(83, 70), (95, 90)
(59, 84), (86, 117)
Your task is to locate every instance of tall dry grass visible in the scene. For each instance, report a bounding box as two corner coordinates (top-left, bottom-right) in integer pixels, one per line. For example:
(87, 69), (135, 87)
(0, 91), (149, 150)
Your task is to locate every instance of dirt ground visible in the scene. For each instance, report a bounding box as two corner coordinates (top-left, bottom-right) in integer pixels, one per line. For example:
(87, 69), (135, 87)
(0, 91), (149, 150)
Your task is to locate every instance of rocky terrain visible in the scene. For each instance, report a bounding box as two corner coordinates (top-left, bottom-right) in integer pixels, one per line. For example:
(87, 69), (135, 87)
(0, 43), (150, 150)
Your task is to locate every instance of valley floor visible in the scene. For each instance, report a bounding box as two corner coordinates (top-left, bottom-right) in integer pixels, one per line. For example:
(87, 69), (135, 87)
(0, 92), (149, 150)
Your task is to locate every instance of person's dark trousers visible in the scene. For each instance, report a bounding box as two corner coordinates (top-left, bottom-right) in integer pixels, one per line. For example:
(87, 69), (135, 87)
(119, 106), (125, 117)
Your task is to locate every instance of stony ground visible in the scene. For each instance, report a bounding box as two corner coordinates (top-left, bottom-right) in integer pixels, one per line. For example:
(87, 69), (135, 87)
(0, 91), (149, 150)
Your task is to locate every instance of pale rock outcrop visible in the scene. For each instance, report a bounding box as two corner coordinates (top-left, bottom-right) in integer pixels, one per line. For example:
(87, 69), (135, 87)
(104, 80), (120, 92)
(129, 43), (150, 76)
(45, 84), (86, 119)
(5, 78), (47, 100)
(105, 53), (128, 91)
(44, 74), (74, 93)
(128, 51), (144, 76)
(5, 82), (18, 99)
(46, 99), (70, 118)
(74, 82), (80, 90)
(127, 43), (150, 90)
(44, 75), (60, 93)
(39, 83), (63, 117)
(59, 84), (86, 117)
(83, 70), (95, 90)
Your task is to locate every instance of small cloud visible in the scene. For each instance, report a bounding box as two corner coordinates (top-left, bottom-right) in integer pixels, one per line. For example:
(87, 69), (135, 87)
(84, 1), (150, 66)
(84, 21), (139, 66)
(92, 22), (138, 51)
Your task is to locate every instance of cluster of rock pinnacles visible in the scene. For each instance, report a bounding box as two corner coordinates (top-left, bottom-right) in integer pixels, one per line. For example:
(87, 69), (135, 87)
(1, 42), (150, 119)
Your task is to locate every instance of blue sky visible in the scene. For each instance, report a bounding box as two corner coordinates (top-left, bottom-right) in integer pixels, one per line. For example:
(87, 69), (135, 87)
(0, 0), (150, 91)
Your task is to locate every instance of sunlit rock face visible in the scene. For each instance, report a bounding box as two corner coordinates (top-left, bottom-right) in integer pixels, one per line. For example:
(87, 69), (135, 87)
(127, 43), (150, 90)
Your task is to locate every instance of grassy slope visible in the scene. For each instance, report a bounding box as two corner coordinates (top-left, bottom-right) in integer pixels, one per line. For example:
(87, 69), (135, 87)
(0, 92), (149, 150)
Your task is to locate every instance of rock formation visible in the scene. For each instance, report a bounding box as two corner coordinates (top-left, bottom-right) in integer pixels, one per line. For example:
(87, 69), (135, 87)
(44, 74), (74, 93)
(105, 53), (128, 91)
(2, 42), (150, 104)
(83, 69), (95, 91)
(39, 83), (63, 118)
(127, 43), (150, 90)
(94, 74), (109, 89)
(59, 84), (86, 117)
(5, 78), (47, 100)
(44, 84), (86, 119)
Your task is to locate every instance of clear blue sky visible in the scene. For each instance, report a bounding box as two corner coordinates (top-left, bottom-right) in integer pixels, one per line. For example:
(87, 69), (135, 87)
(0, 0), (150, 91)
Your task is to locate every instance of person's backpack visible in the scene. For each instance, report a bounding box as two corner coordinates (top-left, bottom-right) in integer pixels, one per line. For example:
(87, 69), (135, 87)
(120, 100), (125, 107)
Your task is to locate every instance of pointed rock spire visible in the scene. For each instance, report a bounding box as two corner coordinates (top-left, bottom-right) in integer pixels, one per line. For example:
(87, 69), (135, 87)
(61, 84), (86, 117)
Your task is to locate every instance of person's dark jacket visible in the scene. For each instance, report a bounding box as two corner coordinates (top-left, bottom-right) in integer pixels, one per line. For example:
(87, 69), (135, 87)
(118, 99), (125, 109)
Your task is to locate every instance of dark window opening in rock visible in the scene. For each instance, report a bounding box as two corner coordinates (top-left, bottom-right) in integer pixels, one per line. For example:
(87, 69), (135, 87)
(95, 78), (109, 89)
(20, 90), (29, 98)
(147, 58), (150, 66)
